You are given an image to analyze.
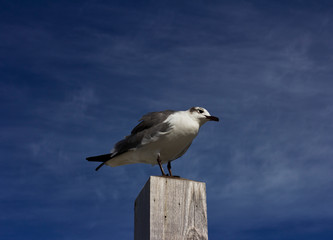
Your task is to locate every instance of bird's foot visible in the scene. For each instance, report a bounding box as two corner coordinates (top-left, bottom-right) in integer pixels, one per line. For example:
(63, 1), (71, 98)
(161, 174), (181, 178)
(171, 175), (180, 178)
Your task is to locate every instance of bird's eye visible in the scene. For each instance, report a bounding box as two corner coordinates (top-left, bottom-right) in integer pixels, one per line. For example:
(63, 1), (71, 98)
(198, 109), (204, 114)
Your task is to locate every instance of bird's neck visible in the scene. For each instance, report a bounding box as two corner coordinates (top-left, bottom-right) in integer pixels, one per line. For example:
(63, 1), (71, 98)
(166, 111), (200, 136)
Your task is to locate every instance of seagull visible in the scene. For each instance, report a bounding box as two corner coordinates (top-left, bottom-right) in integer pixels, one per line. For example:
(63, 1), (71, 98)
(86, 107), (219, 176)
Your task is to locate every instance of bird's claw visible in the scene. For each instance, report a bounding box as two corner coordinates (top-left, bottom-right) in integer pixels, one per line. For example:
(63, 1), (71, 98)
(161, 174), (181, 178)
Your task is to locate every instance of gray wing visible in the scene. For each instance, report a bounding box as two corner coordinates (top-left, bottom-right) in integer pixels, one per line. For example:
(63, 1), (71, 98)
(131, 110), (175, 134)
(112, 110), (175, 157)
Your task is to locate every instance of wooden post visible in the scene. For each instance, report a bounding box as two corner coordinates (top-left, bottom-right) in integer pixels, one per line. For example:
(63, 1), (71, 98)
(134, 176), (208, 240)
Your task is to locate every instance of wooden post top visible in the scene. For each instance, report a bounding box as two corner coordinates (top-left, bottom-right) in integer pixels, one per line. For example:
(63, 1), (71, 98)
(134, 176), (208, 240)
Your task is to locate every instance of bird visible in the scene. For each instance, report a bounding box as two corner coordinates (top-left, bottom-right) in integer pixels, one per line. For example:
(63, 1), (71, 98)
(86, 106), (219, 176)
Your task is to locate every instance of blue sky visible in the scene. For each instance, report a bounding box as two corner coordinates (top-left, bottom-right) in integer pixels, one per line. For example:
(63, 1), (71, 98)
(1, 0), (333, 239)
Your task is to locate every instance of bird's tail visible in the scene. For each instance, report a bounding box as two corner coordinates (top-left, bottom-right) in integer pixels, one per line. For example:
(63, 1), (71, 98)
(86, 153), (111, 171)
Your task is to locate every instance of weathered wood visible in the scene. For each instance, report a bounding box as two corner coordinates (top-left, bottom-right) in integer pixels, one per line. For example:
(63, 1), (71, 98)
(134, 176), (208, 240)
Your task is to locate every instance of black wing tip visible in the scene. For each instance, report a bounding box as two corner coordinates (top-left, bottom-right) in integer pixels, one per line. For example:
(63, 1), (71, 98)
(86, 154), (110, 171)
(86, 153), (111, 162)
(86, 157), (99, 162)
(95, 162), (105, 171)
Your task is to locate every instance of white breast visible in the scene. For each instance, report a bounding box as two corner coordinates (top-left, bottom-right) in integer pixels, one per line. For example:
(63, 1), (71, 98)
(157, 111), (200, 163)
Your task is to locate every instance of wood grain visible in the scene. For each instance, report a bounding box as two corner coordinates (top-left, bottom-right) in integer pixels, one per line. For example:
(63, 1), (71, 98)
(135, 176), (208, 240)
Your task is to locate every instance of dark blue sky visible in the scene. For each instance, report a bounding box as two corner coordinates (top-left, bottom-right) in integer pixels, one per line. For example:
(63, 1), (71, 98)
(1, 1), (333, 239)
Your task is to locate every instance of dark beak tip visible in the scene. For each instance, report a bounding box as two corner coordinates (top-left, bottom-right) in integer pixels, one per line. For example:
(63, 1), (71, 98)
(206, 116), (219, 122)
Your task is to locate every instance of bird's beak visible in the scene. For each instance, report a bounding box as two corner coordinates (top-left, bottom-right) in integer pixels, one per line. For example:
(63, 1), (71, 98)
(205, 115), (219, 121)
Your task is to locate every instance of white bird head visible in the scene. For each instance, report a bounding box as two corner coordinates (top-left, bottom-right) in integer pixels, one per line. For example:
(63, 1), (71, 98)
(188, 107), (219, 126)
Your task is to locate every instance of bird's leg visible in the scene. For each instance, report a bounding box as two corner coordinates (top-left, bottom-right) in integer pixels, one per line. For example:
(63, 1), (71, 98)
(157, 154), (166, 176)
(167, 161), (173, 177)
